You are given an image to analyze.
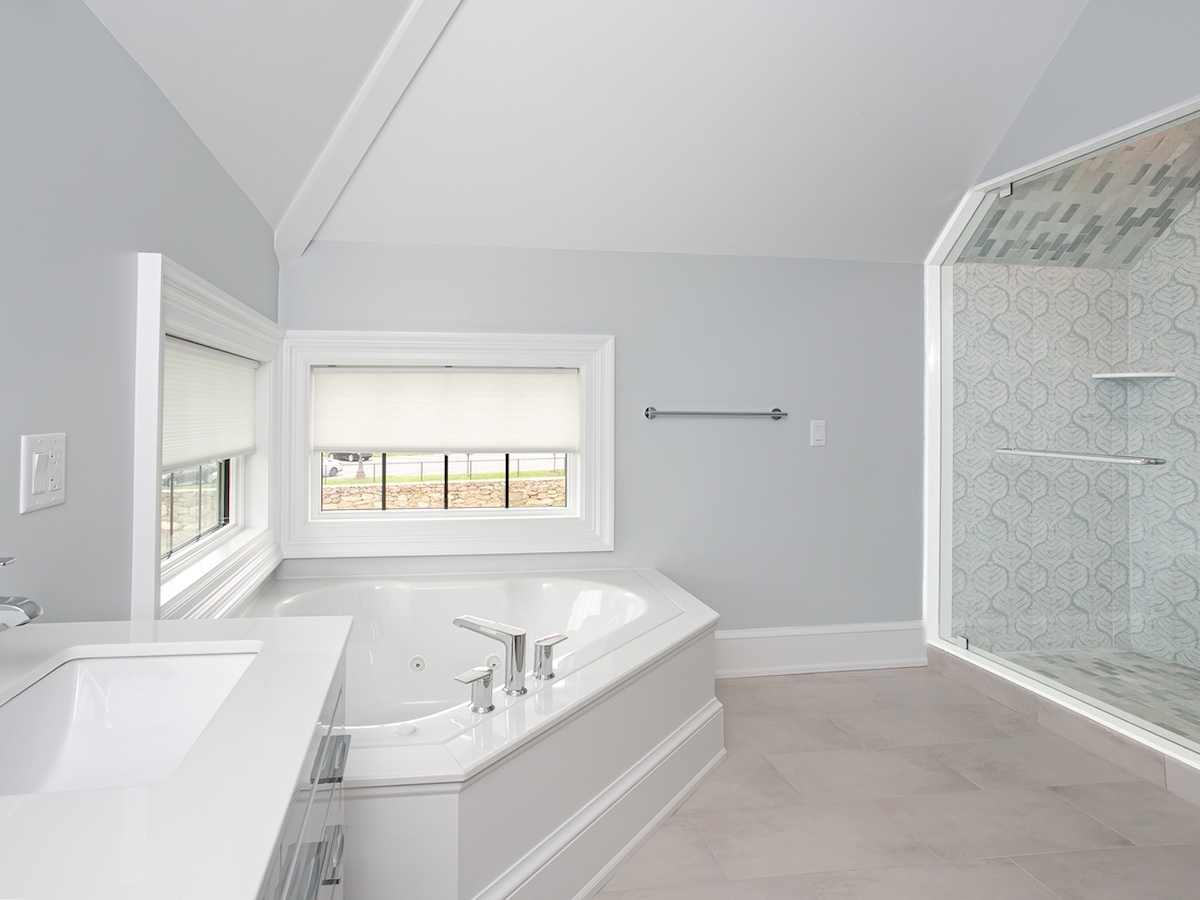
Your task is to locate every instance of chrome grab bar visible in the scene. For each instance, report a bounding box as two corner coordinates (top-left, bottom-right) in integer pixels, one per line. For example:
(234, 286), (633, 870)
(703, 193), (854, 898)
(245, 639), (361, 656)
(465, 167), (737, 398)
(996, 448), (1166, 465)
(645, 407), (786, 420)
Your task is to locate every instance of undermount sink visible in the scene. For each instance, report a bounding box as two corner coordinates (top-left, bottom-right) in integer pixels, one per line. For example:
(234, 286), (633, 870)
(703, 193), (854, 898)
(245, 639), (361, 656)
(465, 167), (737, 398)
(0, 651), (256, 795)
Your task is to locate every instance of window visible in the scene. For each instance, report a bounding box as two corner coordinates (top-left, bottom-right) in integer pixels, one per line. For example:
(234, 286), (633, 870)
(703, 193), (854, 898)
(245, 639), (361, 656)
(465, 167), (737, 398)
(133, 254), (284, 620)
(318, 452), (567, 510)
(161, 460), (230, 558)
(282, 332), (614, 557)
(157, 336), (257, 561)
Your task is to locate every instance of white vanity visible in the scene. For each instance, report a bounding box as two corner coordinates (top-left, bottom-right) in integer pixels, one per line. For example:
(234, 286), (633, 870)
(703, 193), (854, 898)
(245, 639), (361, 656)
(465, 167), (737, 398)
(0, 616), (351, 900)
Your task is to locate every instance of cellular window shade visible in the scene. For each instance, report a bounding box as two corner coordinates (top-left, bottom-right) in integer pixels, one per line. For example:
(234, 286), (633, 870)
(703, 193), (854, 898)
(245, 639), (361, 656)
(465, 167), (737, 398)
(161, 338), (257, 470)
(311, 369), (580, 453)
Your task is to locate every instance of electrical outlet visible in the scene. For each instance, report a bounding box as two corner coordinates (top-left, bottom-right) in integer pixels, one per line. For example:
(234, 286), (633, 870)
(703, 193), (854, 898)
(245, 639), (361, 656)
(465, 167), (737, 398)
(20, 433), (65, 513)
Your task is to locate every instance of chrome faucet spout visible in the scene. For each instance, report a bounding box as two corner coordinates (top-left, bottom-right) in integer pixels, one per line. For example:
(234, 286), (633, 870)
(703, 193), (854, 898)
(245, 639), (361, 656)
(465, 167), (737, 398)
(0, 597), (42, 633)
(453, 615), (527, 696)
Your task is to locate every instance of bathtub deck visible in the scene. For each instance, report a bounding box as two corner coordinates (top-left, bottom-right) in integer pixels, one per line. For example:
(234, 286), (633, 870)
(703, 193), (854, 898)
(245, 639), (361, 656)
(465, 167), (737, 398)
(599, 666), (1200, 900)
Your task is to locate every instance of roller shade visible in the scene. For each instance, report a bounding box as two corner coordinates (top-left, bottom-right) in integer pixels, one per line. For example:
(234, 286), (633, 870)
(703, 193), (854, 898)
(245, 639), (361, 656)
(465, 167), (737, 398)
(161, 337), (257, 470)
(311, 368), (580, 452)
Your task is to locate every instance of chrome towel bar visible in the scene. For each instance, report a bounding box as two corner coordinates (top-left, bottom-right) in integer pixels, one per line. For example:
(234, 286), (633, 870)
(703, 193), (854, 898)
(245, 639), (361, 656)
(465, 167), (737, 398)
(645, 407), (786, 420)
(996, 448), (1166, 465)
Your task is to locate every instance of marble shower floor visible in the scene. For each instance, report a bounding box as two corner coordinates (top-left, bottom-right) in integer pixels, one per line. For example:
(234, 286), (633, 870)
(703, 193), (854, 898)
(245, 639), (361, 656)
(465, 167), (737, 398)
(599, 667), (1200, 899)
(998, 646), (1200, 748)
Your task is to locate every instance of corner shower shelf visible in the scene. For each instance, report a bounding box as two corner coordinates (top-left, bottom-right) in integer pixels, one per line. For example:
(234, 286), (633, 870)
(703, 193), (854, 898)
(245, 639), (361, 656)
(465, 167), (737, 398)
(1092, 372), (1176, 380)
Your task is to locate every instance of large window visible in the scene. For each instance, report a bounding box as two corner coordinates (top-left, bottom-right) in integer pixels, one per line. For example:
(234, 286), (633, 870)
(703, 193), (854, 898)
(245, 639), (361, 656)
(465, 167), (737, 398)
(282, 332), (614, 558)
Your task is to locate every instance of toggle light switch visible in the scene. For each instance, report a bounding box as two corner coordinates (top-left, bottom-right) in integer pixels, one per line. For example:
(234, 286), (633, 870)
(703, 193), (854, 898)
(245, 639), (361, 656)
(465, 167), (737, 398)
(20, 433), (66, 514)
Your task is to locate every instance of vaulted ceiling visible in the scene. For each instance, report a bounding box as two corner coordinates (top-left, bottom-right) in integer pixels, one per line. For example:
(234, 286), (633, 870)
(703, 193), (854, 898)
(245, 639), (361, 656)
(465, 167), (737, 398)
(83, 0), (1091, 265)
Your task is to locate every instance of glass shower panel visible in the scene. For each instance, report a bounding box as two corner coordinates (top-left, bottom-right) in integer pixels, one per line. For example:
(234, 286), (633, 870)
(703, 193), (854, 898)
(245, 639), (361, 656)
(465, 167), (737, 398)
(948, 263), (1131, 656)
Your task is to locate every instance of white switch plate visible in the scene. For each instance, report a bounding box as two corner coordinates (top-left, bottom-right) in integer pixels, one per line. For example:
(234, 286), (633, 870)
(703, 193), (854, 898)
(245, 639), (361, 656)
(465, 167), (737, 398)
(20, 433), (65, 514)
(810, 420), (826, 447)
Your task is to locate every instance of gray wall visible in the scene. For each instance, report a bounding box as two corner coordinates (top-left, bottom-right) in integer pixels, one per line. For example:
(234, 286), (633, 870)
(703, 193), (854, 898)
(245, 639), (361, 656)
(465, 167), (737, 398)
(0, 0), (277, 621)
(981, 0), (1200, 182)
(279, 242), (923, 630)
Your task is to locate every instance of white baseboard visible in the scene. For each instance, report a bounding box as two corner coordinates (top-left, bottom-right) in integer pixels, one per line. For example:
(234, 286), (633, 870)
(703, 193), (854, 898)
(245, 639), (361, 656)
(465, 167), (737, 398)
(715, 621), (927, 678)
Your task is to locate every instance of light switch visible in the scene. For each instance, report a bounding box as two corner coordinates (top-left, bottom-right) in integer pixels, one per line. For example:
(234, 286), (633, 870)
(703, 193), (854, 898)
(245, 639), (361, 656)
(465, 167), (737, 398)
(810, 420), (826, 447)
(32, 452), (49, 494)
(20, 433), (66, 514)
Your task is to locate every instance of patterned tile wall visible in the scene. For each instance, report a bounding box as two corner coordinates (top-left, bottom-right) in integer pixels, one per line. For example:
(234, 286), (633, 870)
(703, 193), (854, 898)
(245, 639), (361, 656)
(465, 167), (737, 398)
(951, 264), (1131, 651)
(956, 117), (1200, 269)
(1127, 199), (1200, 667)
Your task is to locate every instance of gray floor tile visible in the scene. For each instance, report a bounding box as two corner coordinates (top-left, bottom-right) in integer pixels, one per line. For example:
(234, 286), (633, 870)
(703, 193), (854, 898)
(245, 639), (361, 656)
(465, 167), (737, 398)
(691, 802), (937, 879)
(724, 709), (861, 756)
(867, 673), (990, 708)
(806, 859), (1060, 900)
(768, 679), (892, 714)
(963, 701), (1044, 737)
(1050, 780), (1200, 845)
(1014, 843), (1200, 900)
(600, 875), (818, 900)
(680, 754), (803, 813)
(766, 747), (979, 803)
(879, 786), (1133, 859)
(827, 704), (1009, 749)
(715, 678), (774, 713)
(600, 816), (728, 892)
(929, 733), (1131, 788)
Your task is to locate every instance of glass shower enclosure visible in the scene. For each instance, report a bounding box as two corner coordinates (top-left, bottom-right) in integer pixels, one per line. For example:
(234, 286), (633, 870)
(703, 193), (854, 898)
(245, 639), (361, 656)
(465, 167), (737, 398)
(942, 114), (1200, 751)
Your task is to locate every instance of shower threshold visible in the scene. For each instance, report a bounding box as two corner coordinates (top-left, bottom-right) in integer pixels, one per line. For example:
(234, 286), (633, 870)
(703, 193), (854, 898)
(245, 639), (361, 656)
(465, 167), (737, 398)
(980, 646), (1200, 754)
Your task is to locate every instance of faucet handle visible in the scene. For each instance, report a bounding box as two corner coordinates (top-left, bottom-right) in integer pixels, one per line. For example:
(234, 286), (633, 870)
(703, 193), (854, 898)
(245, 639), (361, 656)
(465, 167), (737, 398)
(533, 633), (567, 681)
(455, 666), (495, 714)
(0, 557), (15, 567)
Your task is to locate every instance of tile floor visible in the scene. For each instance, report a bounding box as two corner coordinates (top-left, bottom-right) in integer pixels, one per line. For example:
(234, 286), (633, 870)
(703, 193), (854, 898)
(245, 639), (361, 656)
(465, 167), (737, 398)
(599, 666), (1200, 899)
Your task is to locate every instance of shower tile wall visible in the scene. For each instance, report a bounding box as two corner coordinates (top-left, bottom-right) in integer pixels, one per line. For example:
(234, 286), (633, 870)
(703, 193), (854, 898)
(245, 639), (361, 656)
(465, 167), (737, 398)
(952, 264), (1130, 651)
(1127, 199), (1200, 667)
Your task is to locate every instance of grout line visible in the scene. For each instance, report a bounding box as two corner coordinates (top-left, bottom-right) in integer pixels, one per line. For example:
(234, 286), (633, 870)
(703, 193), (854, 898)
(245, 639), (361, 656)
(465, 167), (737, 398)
(1007, 855), (1072, 900)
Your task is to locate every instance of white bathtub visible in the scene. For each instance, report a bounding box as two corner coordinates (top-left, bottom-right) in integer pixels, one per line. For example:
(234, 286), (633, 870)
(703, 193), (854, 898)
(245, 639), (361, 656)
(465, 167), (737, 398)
(242, 569), (723, 900)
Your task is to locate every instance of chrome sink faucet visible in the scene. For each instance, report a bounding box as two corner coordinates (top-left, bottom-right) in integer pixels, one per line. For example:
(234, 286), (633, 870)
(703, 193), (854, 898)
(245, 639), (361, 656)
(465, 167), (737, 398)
(0, 557), (43, 633)
(453, 615), (527, 696)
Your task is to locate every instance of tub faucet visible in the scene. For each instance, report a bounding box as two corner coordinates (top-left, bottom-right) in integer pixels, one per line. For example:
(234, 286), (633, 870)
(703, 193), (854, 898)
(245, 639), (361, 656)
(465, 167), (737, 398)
(455, 666), (496, 714)
(0, 557), (42, 634)
(453, 615), (527, 696)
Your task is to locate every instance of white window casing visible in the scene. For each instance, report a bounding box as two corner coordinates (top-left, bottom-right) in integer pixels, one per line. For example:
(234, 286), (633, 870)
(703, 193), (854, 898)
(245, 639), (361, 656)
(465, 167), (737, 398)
(133, 254), (284, 620)
(282, 332), (615, 558)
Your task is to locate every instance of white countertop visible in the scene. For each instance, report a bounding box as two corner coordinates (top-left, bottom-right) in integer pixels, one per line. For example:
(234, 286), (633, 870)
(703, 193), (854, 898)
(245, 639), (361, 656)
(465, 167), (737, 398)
(0, 616), (352, 900)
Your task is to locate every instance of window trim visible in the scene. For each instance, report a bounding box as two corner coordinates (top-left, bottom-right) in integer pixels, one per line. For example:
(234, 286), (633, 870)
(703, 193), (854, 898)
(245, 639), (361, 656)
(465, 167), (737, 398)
(281, 331), (614, 557)
(132, 254), (284, 620)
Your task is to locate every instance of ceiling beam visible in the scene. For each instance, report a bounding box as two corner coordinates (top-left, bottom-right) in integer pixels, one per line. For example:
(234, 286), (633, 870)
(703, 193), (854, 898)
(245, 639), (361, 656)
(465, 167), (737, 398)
(274, 0), (462, 265)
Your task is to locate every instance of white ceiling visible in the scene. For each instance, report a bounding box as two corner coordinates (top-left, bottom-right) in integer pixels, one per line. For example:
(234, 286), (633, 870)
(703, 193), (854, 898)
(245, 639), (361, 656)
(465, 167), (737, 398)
(85, 0), (1091, 264)
(83, 0), (417, 228)
(317, 0), (1089, 262)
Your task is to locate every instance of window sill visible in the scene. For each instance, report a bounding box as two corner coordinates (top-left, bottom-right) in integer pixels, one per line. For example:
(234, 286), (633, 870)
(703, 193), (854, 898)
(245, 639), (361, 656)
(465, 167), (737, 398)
(160, 527), (282, 619)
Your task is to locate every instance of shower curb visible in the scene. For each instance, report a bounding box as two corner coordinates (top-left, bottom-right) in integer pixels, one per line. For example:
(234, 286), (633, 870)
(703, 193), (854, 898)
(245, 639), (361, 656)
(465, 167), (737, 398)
(928, 643), (1200, 806)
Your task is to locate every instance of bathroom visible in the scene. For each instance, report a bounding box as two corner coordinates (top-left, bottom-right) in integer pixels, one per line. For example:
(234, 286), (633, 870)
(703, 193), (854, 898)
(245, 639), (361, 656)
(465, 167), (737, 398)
(6, 1), (1200, 898)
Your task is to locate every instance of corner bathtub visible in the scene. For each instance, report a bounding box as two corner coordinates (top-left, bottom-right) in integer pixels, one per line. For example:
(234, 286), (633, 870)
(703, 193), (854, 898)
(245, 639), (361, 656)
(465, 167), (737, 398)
(243, 569), (723, 900)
